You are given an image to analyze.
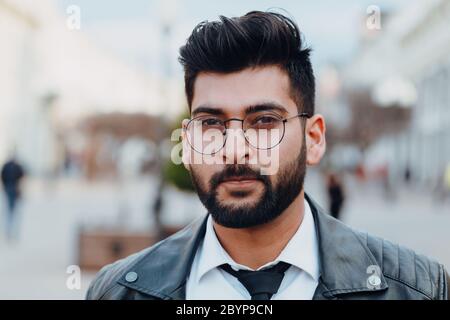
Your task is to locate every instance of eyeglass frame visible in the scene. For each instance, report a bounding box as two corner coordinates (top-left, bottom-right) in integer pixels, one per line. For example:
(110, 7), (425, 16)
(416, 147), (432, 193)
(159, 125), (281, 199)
(184, 112), (311, 155)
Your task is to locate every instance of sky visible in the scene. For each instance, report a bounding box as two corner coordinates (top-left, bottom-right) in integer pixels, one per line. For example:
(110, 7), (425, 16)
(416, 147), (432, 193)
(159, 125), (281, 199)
(56, 0), (410, 79)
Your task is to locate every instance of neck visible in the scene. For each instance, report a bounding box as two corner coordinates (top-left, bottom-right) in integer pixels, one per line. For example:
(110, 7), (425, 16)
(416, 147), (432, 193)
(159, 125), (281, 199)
(212, 191), (305, 270)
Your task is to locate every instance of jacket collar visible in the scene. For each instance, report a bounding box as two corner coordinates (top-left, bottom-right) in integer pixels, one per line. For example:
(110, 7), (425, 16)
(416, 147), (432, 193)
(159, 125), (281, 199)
(117, 193), (388, 299)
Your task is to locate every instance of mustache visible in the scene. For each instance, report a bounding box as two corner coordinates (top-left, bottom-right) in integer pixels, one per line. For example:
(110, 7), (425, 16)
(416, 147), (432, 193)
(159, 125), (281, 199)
(210, 165), (269, 189)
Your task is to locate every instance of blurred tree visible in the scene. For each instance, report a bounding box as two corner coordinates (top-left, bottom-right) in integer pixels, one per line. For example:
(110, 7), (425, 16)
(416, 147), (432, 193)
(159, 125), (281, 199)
(163, 158), (194, 191)
(162, 110), (194, 192)
(325, 90), (411, 156)
(81, 112), (167, 179)
(344, 90), (411, 154)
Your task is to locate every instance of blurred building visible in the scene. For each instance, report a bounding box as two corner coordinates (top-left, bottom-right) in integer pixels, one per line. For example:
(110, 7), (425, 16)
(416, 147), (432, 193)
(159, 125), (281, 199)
(343, 0), (450, 187)
(0, 0), (183, 176)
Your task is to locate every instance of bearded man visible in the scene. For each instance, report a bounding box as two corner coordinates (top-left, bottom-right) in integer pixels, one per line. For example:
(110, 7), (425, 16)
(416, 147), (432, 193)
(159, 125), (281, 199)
(87, 11), (448, 300)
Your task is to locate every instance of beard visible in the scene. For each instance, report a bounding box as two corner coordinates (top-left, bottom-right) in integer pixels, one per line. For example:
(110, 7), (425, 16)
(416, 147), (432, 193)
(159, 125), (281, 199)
(189, 143), (307, 228)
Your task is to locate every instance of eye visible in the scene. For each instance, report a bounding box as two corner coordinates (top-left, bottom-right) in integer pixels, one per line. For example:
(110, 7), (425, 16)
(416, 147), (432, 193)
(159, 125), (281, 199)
(255, 116), (277, 124)
(201, 118), (223, 126)
(247, 114), (282, 130)
(251, 115), (282, 127)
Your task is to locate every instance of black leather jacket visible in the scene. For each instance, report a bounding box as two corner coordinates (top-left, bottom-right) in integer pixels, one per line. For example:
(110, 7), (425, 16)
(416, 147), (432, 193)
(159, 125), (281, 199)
(86, 194), (449, 300)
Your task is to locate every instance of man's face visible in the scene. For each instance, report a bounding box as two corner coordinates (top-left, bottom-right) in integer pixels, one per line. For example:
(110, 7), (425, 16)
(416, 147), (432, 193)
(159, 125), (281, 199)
(182, 66), (312, 228)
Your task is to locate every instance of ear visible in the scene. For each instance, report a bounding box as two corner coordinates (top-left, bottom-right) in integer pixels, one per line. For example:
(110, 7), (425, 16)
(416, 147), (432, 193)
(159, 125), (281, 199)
(181, 118), (192, 171)
(305, 114), (326, 166)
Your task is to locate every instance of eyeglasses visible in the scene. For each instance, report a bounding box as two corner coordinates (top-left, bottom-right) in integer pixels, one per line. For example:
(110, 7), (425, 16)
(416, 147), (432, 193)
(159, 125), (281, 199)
(184, 112), (310, 155)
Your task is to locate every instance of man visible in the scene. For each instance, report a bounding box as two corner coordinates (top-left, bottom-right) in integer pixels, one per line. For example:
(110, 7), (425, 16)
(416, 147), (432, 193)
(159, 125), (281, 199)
(87, 11), (448, 300)
(326, 172), (345, 220)
(1, 155), (25, 241)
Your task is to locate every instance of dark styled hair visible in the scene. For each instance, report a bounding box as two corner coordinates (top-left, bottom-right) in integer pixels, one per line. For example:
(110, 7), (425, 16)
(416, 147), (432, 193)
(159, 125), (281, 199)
(179, 10), (315, 116)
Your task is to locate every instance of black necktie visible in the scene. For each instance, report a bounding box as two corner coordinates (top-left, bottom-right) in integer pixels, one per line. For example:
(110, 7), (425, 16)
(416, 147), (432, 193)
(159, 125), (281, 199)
(220, 262), (291, 300)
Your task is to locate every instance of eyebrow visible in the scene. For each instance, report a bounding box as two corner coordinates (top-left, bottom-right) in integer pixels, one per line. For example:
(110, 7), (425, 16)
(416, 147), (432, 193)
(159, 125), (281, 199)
(192, 102), (288, 117)
(191, 106), (225, 117)
(244, 102), (288, 115)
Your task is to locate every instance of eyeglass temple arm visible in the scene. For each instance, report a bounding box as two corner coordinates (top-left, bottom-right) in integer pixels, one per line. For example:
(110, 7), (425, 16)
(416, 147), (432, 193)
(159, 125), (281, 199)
(283, 112), (310, 123)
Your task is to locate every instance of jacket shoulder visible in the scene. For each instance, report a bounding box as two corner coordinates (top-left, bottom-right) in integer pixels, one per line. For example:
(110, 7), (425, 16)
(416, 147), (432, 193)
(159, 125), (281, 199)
(85, 246), (152, 300)
(354, 230), (448, 300)
(85, 215), (207, 300)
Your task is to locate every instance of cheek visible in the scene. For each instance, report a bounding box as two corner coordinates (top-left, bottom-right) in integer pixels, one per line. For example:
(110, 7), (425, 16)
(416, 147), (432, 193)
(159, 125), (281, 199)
(282, 132), (303, 159)
(256, 135), (301, 176)
(190, 163), (216, 187)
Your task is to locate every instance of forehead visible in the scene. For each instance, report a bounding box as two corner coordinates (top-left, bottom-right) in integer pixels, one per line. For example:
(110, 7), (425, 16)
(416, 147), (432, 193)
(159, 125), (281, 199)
(191, 66), (297, 115)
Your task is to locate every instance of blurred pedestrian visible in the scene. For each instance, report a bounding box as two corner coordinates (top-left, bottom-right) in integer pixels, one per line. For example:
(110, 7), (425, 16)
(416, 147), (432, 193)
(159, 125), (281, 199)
(443, 162), (450, 202)
(1, 155), (25, 241)
(355, 163), (366, 181)
(326, 173), (345, 220)
(404, 166), (411, 184)
(380, 163), (394, 201)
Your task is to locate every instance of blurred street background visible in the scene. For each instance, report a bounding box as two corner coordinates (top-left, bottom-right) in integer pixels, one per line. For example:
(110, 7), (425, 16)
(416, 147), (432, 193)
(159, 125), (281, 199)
(0, 0), (449, 299)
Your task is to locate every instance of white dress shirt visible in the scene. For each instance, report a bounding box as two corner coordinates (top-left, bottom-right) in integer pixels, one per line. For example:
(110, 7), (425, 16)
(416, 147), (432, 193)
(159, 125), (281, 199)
(186, 199), (320, 300)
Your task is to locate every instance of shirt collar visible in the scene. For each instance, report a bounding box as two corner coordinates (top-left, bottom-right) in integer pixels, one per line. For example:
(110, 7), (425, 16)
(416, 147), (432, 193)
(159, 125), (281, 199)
(196, 199), (320, 283)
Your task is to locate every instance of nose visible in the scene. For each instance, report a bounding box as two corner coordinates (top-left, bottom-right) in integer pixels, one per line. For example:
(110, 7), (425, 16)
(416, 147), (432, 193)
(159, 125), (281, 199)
(222, 120), (250, 164)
